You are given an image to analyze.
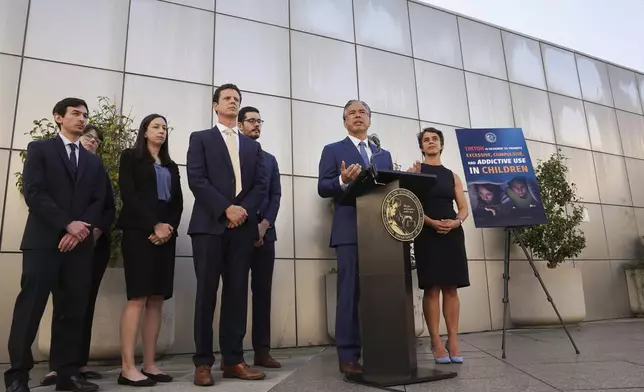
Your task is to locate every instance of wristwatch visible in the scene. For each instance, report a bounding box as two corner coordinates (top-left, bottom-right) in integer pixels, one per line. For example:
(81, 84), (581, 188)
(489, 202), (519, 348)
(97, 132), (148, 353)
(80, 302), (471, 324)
(456, 216), (463, 226)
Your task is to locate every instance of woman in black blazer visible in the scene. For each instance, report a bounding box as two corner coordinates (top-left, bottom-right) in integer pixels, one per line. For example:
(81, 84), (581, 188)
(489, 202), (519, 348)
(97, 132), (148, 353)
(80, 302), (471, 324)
(116, 114), (183, 386)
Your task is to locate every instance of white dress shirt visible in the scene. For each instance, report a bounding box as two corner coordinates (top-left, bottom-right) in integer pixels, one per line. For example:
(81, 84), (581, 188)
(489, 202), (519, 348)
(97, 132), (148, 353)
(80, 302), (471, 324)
(347, 134), (372, 160)
(59, 132), (80, 165)
(339, 134), (372, 186)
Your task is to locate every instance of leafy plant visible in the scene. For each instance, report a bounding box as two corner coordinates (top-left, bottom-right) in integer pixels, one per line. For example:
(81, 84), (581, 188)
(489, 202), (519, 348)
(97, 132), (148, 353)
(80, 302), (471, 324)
(624, 236), (644, 270)
(15, 97), (138, 268)
(14, 120), (58, 193)
(515, 150), (586, 269)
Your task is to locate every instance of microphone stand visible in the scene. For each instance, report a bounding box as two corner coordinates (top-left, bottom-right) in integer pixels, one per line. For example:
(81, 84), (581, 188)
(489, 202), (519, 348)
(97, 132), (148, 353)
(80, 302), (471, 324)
(369, 141), (385, 185)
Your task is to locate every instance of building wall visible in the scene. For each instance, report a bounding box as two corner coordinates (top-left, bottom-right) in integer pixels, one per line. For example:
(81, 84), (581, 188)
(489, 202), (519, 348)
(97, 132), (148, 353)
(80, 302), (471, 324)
(1, 0), (644, 361)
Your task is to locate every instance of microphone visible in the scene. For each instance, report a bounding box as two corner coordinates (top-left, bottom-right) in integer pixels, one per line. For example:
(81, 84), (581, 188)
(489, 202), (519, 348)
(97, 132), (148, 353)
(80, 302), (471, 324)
(368, 133), (381, 150)
(367, 133), (383, 181)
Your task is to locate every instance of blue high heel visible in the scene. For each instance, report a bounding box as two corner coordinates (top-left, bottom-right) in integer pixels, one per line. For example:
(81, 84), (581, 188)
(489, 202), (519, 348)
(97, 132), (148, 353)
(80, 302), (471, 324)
(445, 340), (463, 363)
(431, 344), (451, 364)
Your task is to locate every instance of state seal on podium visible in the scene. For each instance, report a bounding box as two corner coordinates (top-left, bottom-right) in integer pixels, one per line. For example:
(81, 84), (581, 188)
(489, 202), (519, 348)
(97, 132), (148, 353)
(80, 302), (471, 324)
(381, 188), (424, 242)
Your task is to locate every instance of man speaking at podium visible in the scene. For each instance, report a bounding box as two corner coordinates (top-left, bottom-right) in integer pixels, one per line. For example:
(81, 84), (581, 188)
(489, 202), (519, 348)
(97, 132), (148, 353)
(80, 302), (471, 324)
(317, 100), (393, 375)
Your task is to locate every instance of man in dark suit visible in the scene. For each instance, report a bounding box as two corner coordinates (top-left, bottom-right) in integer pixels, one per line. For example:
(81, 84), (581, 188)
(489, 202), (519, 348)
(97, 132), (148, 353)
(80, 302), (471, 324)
(4, 98), (107, 392)
(187, 84), (268, 386)
(237, 106), (282, 368)
(317, 100), (393, 376)
(40, 125), (116, 387)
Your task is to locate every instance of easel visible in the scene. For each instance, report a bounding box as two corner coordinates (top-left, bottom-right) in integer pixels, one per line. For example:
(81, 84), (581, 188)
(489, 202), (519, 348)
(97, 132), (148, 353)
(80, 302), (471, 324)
(500, 227), (581, 358)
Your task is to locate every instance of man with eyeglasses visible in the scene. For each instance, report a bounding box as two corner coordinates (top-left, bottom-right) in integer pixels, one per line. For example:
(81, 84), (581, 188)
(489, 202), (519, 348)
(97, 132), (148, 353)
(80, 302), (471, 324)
(237, 106), (282, 368)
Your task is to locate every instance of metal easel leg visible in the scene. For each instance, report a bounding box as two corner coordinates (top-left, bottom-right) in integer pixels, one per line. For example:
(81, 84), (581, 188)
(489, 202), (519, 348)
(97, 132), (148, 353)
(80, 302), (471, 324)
(512, 229), (580, 355)
(501, 229), (511, 359)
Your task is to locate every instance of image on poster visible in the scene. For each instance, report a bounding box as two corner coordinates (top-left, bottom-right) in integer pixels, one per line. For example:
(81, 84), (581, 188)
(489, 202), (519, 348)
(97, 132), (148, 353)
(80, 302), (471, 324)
(455, 128), (547, 228)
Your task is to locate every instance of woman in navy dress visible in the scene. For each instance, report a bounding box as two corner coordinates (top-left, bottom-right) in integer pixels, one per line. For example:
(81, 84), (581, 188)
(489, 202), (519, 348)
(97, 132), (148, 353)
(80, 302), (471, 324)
(409, 127), (470, 364)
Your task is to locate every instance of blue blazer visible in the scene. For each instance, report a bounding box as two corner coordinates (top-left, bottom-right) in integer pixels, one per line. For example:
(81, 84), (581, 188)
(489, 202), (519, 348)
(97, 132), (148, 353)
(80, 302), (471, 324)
(318, 136), (393, 247)
(258, 150), (281, 243)
(20, 135), (107, 250)
(186, 126), (267, 236)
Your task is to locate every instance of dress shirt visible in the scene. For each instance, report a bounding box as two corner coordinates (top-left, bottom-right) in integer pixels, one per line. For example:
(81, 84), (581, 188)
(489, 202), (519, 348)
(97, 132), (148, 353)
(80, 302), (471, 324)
(339, 134), (372, 186)
(59, 132), (80, 165)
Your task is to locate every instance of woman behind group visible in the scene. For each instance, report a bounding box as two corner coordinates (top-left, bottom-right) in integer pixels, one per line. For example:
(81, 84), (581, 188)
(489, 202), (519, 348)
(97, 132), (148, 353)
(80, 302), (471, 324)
(116, 114), (183, 386)
(40, 125), (115, 386)
(409, 127), (470, 364)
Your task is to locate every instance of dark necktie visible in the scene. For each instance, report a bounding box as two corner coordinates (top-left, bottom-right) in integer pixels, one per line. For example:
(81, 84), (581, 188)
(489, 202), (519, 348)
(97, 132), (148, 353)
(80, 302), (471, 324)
(69, 144), (78, 178)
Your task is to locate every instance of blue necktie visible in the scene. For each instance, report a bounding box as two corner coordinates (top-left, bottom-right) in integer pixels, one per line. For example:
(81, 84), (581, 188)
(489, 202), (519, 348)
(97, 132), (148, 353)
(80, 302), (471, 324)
(358, 141), (370, 167)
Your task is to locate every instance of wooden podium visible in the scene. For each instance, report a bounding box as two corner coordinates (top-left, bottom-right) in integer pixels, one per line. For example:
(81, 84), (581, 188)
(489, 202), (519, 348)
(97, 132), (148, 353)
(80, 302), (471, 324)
(341, 168), (458, 388)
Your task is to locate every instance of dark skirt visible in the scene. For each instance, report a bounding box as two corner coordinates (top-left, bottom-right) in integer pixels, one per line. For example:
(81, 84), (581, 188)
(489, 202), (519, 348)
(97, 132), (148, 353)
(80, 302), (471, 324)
(413, 225), (470, 290)
(122, 201), (176, 300)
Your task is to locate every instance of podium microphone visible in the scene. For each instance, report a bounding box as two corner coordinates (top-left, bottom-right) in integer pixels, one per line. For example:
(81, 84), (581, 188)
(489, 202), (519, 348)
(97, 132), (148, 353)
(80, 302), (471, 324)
(368, 133), (381, 150)
(368, 133), (383, 182)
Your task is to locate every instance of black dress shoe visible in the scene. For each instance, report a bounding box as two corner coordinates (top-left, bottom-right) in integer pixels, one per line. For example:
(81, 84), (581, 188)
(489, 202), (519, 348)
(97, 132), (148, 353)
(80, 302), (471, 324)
(55, 375), (99, 392)
(5, 380), (29, 392)
(141, 369), (173, 383)
(40, 373), (57, 386)
(80, 370), (102, 380)
(117, 373), (157, 387)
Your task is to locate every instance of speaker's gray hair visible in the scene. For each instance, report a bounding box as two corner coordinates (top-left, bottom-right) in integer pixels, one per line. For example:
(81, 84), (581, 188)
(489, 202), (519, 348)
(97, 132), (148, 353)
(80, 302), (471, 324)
(342, 100), (372, 121)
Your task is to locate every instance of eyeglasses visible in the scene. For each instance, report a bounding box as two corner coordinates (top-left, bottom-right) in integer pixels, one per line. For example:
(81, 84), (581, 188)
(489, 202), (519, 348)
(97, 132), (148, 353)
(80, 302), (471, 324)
(82, 133), (101, 145)
(243, 119), (264, 125)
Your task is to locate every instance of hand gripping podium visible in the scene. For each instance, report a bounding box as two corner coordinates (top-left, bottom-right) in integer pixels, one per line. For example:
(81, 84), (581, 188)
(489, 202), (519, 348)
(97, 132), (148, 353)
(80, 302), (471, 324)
(341, 168), (458, 388)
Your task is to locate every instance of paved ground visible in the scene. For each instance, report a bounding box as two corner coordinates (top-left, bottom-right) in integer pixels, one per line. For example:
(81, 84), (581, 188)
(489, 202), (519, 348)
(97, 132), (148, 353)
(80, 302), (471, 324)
(6, 318), (644, 391)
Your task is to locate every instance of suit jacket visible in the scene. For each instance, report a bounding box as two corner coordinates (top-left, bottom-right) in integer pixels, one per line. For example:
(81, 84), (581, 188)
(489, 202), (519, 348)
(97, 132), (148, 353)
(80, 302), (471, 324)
(116, 148), (183, 233)
(317, 136), (393, 247)
(95, 170), (116, 250)
(186, 126), (267, 236)
(258, 150), (281, 243)
(20, 135), (107, 250)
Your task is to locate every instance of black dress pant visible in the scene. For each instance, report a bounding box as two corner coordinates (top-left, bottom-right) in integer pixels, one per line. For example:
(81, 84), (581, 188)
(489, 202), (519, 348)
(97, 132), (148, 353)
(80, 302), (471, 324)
(192, 222), (255, 367)
(78, 236), (110, 367)
(250, 240), (276, 355)
(47, 236), (109, 371)
(4, 239), (93, 387)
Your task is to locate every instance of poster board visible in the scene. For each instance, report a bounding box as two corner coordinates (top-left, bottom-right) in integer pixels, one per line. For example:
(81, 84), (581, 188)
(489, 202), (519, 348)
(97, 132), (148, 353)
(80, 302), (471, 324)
(455, 128), (547, 228)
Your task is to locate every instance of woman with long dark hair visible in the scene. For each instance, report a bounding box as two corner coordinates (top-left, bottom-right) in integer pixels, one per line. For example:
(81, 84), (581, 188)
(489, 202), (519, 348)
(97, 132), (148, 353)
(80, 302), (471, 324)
(116, 114), (183, 386)
(409, 127), (470, 364)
